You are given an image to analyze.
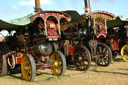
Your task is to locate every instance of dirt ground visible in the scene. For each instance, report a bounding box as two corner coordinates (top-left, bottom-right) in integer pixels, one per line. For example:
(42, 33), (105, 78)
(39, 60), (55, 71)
(0, 56), (128, 85)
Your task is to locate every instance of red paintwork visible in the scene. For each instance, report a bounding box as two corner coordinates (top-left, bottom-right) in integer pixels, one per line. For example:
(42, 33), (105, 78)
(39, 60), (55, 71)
(37, 22), (44, 32)
(47, 36), (59, 38)
(16, 57), (22, 64)
(90, 40), (98, 47)
(36, 20), (60, 40)
(111, 39), (119, 51)
(96, 23), (106, 39)
(92, 10), (116, 19)
(30, 11), (70, 41)
(96, 32), (106, 39)
(36, 64), (54, 68)
(67, 45), (75, 60)
(30, 11), (70, 23)
(46, 21), (58, 36)
(67, 45), (74, 56)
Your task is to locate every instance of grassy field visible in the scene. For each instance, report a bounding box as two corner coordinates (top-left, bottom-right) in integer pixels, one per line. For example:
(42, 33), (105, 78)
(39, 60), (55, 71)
(0, 56), (128, 85)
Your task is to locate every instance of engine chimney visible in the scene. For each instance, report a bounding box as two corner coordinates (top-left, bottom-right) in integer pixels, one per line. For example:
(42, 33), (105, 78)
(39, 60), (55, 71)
(84, 0), (93, 34)
(35, 0), (42, 12)
(84, 0), (91, 14)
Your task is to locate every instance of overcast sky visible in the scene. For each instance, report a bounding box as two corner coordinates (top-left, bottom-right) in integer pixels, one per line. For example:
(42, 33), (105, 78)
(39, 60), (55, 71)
(0, 0), (128, 21)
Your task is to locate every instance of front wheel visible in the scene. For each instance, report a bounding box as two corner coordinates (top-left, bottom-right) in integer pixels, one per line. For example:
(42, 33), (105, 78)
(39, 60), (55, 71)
(96, 42), (112, 67)
(121, 44), (128, 62)
(21, 54), (36, 81)
(50, 51), (66, 76)
(73, 45), (91, 71)
(0, 55), (8, 76)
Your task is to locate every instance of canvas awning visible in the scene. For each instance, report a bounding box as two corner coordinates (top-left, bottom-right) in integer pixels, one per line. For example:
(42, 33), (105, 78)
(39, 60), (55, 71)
(107, 17), (128, 28)
(0, 19), (22, 31)
(63, 10), (83, 22)
(0, 13), (33, 32)
(8, 13), (33, 25)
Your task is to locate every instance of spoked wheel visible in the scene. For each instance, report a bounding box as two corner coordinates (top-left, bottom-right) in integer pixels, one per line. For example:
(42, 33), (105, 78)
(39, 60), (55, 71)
(50, 51), (66, 76)
(95, 42), (112, 67)
(21, 54), (36, 81)
(0, 55), (8, 76)
(121, 44), (128, 62)
(73, 45), (91, 71)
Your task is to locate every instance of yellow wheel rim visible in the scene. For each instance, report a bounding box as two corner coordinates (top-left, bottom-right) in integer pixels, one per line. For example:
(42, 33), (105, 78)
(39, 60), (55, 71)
(0, 57), (2, 73)
(121, 44), (128, 62)
(50, 52), (62, 76)
(21, 56), (32, 81)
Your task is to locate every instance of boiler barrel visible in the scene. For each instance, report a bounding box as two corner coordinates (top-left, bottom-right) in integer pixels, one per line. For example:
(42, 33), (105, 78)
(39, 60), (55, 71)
(32, 42), (53, 56)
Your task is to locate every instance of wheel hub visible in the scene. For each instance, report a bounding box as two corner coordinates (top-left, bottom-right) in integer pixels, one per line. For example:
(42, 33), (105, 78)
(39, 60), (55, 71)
(78, 56), (82, 60)
(24, 66), (28, 70)
(54, 61), (60, 67)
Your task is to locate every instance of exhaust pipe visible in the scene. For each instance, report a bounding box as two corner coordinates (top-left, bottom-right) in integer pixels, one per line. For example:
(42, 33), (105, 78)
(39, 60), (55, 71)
(84, 0), (91, 14)
(35, 0), (42, 12)
(84, 0), (93, 34)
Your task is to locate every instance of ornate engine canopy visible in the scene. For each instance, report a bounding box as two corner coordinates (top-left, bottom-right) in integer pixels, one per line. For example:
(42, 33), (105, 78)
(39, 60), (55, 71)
(61, 10), (116, 31)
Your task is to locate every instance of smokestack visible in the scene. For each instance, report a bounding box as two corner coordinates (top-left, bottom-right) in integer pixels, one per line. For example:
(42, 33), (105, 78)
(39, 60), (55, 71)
(84, 0), (93, 34)
(35, 0), (42, 12)
(84, 0), (91, 14)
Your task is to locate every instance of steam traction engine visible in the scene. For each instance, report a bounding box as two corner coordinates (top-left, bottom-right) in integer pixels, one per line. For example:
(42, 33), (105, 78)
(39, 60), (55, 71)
(60, 0), (113, 70)
(106, 17), (128, 61)
(82, 0), (113, 67)
(0, 0), (71, 81)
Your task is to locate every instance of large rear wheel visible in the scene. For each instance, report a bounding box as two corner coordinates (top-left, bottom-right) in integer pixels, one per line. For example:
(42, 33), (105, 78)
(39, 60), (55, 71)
(0, 55), (8, 76)
(121, 44), (128, 62)
(50, 51), (66, 76)
(74, 45), (91, 71)
(21, 54), (36, 81)
(95, 42), (112, 66)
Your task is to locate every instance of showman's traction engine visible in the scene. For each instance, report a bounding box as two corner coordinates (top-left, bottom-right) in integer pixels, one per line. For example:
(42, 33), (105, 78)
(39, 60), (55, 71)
(0, 0), (71, 81)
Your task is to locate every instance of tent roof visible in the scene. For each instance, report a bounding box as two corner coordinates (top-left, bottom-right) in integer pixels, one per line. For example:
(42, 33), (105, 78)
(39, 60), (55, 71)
(8, 13), (33, 25)
(107, 17), (128, 28)
(0, 13), (33, 31)
(0, 19), (22, 31)
(63, 10), (83, 22)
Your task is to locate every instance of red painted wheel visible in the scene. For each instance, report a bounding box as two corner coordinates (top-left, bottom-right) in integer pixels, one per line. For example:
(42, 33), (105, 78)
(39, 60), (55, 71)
(95, 42), (112, 66)
(74, 45), (91, 71)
